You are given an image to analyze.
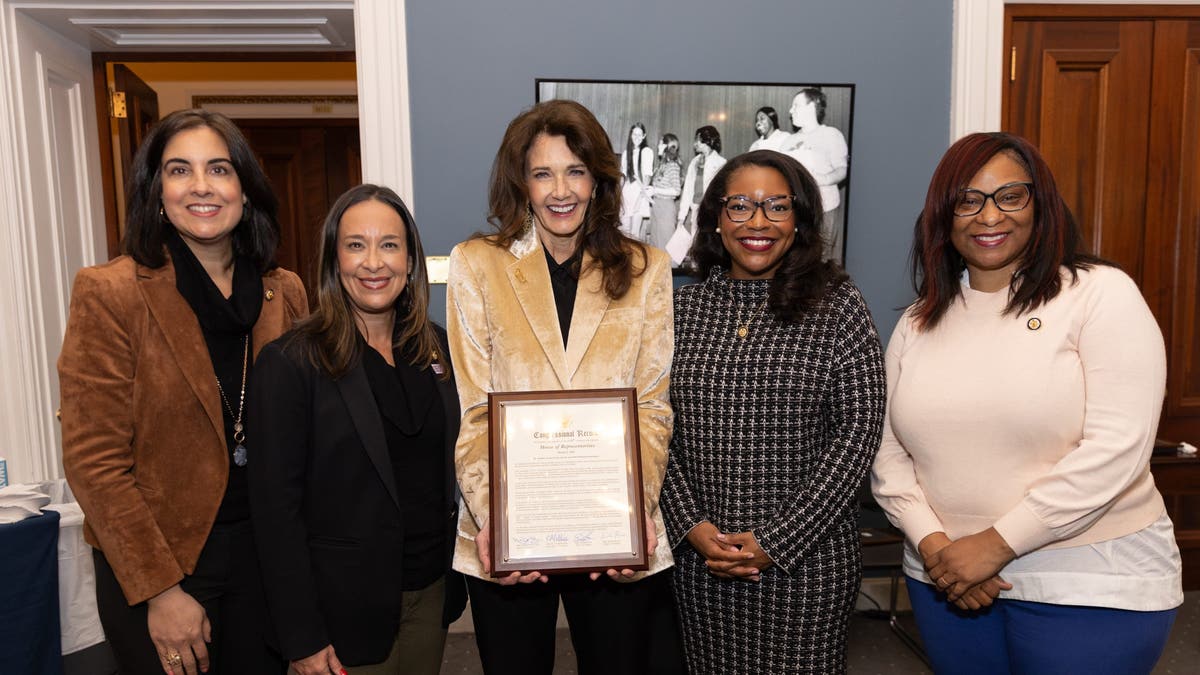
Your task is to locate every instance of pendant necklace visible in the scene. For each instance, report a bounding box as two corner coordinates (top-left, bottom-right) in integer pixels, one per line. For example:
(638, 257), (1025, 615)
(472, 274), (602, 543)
(730, 287), (769, 339)
(215, 334), (250, 466)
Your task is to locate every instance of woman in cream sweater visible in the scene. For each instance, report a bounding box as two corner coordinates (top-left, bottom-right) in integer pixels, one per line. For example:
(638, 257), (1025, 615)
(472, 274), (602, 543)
(872, 132), (1182, 674)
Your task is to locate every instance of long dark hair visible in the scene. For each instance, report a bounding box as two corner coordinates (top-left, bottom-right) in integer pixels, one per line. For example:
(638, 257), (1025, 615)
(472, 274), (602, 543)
(123, 108), (279, 273)
(484, 99), (646, 300)
(910, 132), (1109, 330)
(690, 150), (846, 321)
(625, 122), (649, 183)
(292, 184), (447, 379)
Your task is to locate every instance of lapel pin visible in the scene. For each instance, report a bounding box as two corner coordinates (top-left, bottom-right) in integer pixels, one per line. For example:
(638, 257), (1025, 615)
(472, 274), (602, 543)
(1027, 317), (1041, 331)
(264, 289), (275, 301)
(514, 269), (527, 283)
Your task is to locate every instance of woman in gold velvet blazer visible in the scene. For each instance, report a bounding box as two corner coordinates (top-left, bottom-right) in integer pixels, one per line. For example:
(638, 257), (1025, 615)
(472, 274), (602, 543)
(58, 109), (306, 675)
(446, 99), (682, 674)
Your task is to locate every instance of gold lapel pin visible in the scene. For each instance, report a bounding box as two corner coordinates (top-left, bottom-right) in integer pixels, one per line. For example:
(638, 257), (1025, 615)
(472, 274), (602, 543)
(264, 289), (275, 301)
(1027, 317), (1041, 331)
(514, 269), (527, 283)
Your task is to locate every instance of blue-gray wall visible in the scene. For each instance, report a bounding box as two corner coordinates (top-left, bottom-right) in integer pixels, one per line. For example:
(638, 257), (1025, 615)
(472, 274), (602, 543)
(405, 0), (953, 341)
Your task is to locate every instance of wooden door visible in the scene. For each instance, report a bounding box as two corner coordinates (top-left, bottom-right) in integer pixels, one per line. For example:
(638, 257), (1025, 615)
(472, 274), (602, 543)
(110, 64), (159, 244)
(1006, 18), (1152, 280)
(237, 120), (361, 300)
(1005, 5), (1200, 590)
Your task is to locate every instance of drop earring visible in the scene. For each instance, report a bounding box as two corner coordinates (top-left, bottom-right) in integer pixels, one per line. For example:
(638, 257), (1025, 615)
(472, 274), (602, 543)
(524, 203), (535, 231)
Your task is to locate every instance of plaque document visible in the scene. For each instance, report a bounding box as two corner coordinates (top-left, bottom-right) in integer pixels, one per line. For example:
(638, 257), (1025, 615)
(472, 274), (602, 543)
(488, 388), (647, 575)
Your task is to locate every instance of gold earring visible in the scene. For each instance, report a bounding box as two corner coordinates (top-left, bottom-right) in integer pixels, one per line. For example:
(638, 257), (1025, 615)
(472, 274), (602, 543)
(524, 203), (535, 230)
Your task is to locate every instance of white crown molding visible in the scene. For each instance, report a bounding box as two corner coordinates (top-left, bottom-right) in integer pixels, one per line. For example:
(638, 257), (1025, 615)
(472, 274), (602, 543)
(354, 0), (414, 208)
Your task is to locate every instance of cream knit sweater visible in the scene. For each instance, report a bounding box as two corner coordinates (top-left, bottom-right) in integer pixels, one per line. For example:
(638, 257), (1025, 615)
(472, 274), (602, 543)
(872, 265), (1167, 557)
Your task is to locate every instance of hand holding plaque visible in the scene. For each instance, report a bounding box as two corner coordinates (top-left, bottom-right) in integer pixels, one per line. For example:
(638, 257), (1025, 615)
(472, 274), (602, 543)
(488, 388), (648, 576)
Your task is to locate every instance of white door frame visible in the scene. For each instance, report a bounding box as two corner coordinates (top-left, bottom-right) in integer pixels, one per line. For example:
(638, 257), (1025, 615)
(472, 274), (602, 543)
(0, 0), (406, 483)
(950, 0), (1198, 140)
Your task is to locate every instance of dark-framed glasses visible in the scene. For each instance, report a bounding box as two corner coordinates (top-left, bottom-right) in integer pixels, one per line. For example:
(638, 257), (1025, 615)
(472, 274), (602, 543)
(719, 195), (796, 223)
(954, 182), (1033, 217)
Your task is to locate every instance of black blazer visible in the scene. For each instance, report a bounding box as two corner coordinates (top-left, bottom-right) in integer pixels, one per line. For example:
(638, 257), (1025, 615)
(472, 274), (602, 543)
(247, 325), (466, 665)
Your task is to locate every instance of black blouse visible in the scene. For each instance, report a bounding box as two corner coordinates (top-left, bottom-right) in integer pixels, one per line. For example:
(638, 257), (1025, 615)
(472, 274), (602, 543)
(362, 343), (447, 591)
(544, 245), (581, 347)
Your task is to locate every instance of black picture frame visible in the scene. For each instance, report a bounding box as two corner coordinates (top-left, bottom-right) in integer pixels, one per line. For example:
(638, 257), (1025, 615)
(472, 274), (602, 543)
(537, 78), (855, 270)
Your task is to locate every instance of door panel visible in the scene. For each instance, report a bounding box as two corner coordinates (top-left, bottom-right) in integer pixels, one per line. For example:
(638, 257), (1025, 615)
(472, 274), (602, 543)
(1008, 19), (1152, 281)
(237, 121), (361, 301)
(1172, 46), (1200, 425)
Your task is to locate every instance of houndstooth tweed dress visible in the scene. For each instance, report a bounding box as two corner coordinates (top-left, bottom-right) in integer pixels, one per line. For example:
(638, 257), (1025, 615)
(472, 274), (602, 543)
(661, 270), (885, 674)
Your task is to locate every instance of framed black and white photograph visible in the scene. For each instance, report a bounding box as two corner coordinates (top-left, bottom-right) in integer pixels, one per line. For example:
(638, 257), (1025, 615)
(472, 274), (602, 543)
(537, 78), (855, 269)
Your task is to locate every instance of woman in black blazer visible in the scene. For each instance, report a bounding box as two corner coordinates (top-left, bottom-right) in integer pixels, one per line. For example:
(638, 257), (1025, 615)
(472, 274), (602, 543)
(247, 184), (465, 674)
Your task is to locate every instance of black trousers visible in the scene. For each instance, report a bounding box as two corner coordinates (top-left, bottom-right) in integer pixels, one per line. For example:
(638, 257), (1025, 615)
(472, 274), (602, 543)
(465, 571), (684, 675)
(93, 520), (286, 675)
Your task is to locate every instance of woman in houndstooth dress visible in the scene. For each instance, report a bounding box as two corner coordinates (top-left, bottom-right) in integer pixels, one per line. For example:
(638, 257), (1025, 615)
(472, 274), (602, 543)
(661, 150), (885, 674)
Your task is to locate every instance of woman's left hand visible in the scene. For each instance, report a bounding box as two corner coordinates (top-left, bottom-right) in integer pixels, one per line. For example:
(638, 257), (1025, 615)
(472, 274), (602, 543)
(590, 513), (658, 581)
(926, 528), (1015, 601)
(705, 530), (773, 581)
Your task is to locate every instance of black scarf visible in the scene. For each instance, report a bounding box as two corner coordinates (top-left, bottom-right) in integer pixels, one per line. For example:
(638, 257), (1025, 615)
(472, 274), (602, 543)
(165, 228), (265, 520)
(164, 228), (263, 337)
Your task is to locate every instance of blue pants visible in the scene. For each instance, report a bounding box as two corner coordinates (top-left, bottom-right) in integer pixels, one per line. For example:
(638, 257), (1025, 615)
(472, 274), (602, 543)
(906, 577), (1176, 675)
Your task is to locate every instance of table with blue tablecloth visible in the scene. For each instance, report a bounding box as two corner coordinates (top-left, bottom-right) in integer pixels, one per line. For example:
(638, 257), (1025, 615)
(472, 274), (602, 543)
(0, 509), (64, 675)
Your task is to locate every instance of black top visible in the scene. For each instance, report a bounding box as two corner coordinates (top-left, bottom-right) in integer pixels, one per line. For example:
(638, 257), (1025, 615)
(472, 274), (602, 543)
(544, 245), (581, 347)
(165, 229), (263, 523)
(362, 342), (447, 590)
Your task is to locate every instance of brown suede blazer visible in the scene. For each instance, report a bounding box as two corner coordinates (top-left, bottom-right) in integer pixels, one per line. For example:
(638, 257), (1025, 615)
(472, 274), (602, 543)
(58, 255), (307, 605)
(446, 228), (675, 582)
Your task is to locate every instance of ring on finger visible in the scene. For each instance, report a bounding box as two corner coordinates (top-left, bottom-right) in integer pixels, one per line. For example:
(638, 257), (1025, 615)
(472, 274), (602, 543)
(165, 652), (183, 667)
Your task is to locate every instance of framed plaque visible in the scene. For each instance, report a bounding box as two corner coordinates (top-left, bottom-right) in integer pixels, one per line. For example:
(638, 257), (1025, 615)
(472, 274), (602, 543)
(488, 388), (647, 575)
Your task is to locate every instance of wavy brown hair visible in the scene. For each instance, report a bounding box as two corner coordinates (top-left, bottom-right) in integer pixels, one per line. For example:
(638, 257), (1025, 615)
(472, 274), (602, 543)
(910, 132), (1109, 330)
(292, 184), (448, 379)
(690, 150), (846, 321)
(484, 99), (646, 299)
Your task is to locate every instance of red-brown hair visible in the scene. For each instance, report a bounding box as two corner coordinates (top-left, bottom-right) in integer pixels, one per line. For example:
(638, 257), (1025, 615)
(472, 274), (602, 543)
(909, 132), (1107, 330)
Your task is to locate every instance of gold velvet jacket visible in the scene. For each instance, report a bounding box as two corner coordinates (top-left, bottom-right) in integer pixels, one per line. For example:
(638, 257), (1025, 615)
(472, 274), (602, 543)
(446, 228), (675, 581)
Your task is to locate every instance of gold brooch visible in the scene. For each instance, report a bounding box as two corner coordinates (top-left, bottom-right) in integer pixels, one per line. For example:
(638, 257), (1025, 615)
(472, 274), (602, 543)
(1027, 317), (1041, 331)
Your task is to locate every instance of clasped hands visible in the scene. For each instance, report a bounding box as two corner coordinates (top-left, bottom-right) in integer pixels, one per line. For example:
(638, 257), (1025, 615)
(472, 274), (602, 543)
(918, 528), (1015, 611)
(687, 521), (772, 582)
(475, 514), (659, 585)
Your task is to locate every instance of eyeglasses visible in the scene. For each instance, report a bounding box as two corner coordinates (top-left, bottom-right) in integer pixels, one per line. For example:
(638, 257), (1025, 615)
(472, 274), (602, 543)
(719, 195), (796, 223)
(954, 182), (1033, 217)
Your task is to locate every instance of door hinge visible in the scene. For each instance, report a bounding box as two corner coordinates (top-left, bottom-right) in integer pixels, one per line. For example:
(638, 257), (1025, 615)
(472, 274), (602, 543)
(1010, 46), (1017, 82)
(110, 91), (127, 119)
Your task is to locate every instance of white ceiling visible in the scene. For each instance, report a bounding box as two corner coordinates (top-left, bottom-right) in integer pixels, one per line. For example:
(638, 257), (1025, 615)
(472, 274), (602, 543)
(17, 2), (356, 52)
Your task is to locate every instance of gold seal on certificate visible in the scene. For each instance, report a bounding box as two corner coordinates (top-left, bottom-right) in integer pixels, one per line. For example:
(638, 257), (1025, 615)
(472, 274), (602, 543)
(488, 388), (647, 575)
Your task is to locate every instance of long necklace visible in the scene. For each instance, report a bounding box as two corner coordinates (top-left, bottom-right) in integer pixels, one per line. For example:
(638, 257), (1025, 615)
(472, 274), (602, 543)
(215, 334), (250, 466)
(730, 288), (770, 339)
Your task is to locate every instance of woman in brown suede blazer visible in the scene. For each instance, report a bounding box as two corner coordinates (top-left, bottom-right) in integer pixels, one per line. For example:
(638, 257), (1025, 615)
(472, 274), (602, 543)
(59, 109), (306, 675)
